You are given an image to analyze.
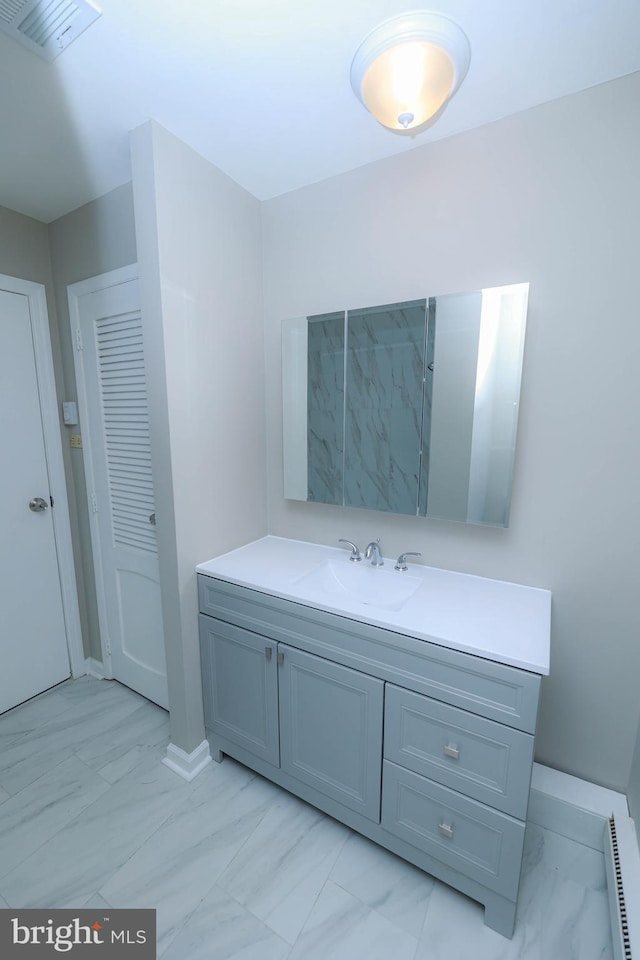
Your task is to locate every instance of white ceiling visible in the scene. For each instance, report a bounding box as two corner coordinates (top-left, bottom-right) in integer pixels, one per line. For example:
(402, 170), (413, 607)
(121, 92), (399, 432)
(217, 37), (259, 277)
(2, 0), (640, 223)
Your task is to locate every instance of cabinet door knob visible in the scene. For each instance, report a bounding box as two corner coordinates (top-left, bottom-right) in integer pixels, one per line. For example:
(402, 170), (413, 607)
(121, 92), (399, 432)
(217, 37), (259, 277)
(443, 743), (460, 760)
(265, 646), (272, 661)
(438, 822), (454, 839)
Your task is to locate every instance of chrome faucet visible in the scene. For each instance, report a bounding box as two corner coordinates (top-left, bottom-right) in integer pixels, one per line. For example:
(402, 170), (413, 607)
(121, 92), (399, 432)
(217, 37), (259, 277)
(338, 539), (362, 561)
(364, 539), (384, 566)
(395, 551), (422, 572)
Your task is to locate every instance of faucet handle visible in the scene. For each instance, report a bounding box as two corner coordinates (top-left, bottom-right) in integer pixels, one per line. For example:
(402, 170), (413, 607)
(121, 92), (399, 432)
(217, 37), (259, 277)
(395, 552), (422, 572)
(338, 539), (362, 561)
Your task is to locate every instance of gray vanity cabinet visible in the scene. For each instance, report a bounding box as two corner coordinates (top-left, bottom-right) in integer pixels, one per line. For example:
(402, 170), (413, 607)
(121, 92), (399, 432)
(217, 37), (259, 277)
(199, 616), (279, 767)
(278, 645), (383, 821)
(199, 614), (384, 821)
(381, 762), (526, 899)
(383, 685), (535, 818)
(198, 573), (542, 939)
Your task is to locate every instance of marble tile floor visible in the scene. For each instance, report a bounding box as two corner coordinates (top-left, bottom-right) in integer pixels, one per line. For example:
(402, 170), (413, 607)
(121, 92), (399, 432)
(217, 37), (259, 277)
(0, 676), (614, 959)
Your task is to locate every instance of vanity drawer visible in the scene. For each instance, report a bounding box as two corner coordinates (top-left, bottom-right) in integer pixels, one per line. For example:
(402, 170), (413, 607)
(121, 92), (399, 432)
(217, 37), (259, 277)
(384, 686), (534, 819)
(381, 761), (525, 899)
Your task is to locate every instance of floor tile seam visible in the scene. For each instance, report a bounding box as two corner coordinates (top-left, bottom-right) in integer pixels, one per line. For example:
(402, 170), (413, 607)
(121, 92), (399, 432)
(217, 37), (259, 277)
(208, 881), (296, 953)
(415, 876), (449, 942)
(66, 698), (157, 742)
(6, 683), (78, 718)
(0, 757), (115, 883)
(216, 879), (296, 944)
(78, 736), (171, 784)
(410, 929), (422, 960)
(154, 892), (217, 959)
(522, 855), (608, 897)
(97, 873), (210, 960)
(62, 681), (129, 696)
(292, 877), (421, 958)
(0, 728), (46, 755)
(108, 800), (194, 872)
(55, 685), (122, 707)
(86, 779), (206, 891)
(281, 875), (332, 948)
(78, 704), (168, 749)
(0, 729), (55, 783)
(3, 703), (143, 767)
(61, 747), (121, 789)
(93, 741), (170, 784)
(273, 834), (352, 947)
(212, 792), (291, 896)
(12, 767), (189, 891)
(534, 843), (610, 891)
(93, 889), (116, 911)
(327, 873), (426, 944)
(0, 746), (100, 806)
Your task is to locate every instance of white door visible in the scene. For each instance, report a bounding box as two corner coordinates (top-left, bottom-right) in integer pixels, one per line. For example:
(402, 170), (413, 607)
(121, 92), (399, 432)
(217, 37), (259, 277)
(0, 286), (71, 713)
(69, 267), (168, 709)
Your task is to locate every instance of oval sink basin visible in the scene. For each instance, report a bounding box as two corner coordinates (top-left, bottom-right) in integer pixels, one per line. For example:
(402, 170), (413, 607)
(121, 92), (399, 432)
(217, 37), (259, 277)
(294, 559), (422, 612)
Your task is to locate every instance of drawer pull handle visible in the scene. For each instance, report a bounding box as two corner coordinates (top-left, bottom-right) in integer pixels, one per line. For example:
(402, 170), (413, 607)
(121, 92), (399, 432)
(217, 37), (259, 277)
(443, 743), (460, 760)
(265, 646), (272, 661)
(438, 822), (454, 840)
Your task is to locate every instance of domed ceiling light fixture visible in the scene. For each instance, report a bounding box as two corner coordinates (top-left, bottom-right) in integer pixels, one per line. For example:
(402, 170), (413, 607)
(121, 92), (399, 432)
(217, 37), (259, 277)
(350, 11), (471, 132)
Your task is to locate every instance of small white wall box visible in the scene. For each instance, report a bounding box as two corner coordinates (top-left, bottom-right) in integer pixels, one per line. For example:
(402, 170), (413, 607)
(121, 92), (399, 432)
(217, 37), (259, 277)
(62, 401), (78, 425)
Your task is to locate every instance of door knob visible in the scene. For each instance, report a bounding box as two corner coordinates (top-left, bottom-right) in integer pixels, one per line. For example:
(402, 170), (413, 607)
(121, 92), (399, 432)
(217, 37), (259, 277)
(29, 497), (49, 512)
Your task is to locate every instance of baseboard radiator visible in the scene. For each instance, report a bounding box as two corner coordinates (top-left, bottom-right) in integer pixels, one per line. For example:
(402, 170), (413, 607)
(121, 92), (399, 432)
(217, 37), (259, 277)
(604, 815), (639, 960)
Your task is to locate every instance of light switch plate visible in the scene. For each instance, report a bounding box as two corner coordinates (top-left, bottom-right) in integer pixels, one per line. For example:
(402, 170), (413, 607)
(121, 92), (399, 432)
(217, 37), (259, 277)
(63, 401), (79, 425)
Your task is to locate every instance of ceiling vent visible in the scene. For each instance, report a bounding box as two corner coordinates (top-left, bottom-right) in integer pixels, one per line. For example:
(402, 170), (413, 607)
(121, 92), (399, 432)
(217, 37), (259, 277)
(0, 0), (101, 61)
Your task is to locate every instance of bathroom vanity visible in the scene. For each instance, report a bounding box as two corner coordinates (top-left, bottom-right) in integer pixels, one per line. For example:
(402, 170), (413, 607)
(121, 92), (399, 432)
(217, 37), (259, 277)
(197, 536), (550, 938)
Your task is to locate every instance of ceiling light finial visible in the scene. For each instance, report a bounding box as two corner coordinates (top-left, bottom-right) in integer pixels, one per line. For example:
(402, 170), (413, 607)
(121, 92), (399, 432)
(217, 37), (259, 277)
(350, 10), (471, 133)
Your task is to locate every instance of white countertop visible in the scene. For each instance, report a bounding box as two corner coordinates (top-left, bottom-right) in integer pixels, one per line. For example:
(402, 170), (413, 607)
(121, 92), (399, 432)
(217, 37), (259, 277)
(197, 536), (551, 675)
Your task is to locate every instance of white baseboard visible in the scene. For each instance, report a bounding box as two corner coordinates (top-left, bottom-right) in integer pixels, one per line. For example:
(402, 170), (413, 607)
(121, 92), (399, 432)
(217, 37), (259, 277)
(163, 740), (212, 782)
(529, 762), (629, 850)
(83, 657), (106, 680)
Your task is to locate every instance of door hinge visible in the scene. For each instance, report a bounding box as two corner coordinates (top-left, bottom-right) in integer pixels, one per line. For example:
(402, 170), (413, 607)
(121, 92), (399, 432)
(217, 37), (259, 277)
(105, 639), (112, 657)
(91, 493), (98, 513)
(75, 328), (83, 351)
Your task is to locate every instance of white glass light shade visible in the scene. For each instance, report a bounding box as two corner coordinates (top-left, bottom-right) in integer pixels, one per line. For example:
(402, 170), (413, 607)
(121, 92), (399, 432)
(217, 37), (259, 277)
(350, 12), (471, 132)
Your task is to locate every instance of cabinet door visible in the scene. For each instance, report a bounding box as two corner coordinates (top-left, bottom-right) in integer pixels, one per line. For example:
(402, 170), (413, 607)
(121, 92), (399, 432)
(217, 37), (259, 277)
(199, 615), (279, 766)
(278, 644), (383, 821)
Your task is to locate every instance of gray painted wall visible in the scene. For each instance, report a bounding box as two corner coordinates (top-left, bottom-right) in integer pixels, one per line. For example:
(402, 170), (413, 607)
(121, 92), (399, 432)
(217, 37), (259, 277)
(131, 121), (267, 755)
(629, 724), (640, 827)
(1, 191), (137, 662)
(47, 183), (138, 661)
(0, 205), (91, 651)
(4, 79), (638, 801)
(262, 72), (640, 793)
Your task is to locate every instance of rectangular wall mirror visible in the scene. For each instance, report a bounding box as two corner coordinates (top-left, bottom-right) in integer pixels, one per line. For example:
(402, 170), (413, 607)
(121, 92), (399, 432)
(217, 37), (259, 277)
(282, 283), (529, 526)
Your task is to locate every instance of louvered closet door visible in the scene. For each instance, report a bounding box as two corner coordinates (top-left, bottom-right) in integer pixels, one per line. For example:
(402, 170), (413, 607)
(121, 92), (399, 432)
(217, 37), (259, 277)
(74, 272), (168, 708)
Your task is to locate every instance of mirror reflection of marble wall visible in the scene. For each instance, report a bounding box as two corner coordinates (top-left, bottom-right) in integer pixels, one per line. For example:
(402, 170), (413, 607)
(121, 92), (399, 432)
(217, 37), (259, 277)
(344, 300), (429, 515)
(307, 312), (344, 505)
(283, 283), (529, 527)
